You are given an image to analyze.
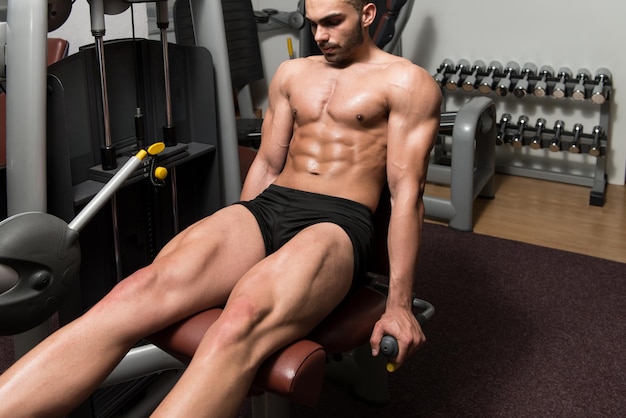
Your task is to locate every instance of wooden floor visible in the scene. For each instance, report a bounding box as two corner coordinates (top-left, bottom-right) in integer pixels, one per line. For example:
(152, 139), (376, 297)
(425, 174), (626, 264)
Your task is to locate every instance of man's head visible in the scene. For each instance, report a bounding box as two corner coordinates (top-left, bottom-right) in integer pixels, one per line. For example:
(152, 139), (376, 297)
(306, 0), (376, 65)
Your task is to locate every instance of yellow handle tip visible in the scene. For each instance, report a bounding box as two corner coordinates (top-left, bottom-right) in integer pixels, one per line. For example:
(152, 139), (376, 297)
(147, 142), (166, 156)
(287, 37), (294, 59)
(154, 166), (168, 180)
(386, 362), (398, 373)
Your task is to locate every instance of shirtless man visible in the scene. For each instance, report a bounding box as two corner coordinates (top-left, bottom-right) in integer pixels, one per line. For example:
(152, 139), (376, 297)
(0, 0), (441, 416)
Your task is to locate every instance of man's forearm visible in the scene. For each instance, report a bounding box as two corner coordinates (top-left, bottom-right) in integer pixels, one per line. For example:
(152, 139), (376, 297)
(386, 199), (424, 309)
(240, 161), (279, 201)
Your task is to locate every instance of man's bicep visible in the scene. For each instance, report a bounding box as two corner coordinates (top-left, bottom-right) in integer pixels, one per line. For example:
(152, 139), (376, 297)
(257, 65), (294, 169)
(386, 65), (441, 190)
(386, 109), (440, 194)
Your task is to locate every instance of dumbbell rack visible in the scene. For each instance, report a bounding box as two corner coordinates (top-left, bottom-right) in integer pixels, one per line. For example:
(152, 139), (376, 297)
(433, 60), (612, 206)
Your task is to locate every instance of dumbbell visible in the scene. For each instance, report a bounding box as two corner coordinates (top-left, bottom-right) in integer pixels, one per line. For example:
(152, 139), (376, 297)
(591, 68), (611, 105)
(511, 115), (530, 148)
(588, 125), (603, 157)
(433, 59), (454, 87)
(496, 113), (512, 145)
(446, 59), (471, 91)
(533, 65), (554, 97)
(549, 120), (565, 152)
(461, 60), (486, 92)
(496, 61), (520, 96)
(569, 123), (584, 153)
(571, 69), (591, 101)
(514, 63), (537, 98)
(529, 118), (547, 149)
(551, 67), (572, 99)
(478, 61), (503, 94)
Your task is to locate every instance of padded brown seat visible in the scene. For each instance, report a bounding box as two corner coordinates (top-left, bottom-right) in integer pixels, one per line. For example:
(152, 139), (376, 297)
(149, 281), (388, 406)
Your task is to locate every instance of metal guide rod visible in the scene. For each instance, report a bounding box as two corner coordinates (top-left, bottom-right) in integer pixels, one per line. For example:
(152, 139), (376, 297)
(95, 37), (113, 149)
(158, 1), (173, 129)
(157, 1), (180, 234)
(90, 0), (116, 170)
(89, 0), (122, 281)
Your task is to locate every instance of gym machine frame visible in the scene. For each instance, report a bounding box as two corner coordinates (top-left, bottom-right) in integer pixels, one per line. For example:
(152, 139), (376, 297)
(2, 0), (239, 415)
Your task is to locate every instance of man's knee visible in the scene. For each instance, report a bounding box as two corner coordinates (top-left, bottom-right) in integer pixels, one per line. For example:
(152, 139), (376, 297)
(197, 298), (275, 362)
(108, 267), (157, 300)
(91, 266), (164, 322)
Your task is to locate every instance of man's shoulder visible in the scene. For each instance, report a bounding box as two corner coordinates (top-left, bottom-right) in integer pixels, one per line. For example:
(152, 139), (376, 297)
(379, 56), (442, 110)
(274, 56), (325, 81)
(382, 56), (431, 80)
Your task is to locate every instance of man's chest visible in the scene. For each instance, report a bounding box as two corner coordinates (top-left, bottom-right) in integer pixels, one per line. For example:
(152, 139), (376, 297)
(288, 73), (389, 127)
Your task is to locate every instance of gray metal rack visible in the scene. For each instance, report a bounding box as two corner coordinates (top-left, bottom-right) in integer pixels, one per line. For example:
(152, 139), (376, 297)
(424, 97), (497, 231)
(433, 60), (612, 206)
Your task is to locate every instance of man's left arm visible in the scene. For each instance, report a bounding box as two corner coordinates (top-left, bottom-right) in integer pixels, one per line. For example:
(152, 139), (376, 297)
(370, 62), (441, 366)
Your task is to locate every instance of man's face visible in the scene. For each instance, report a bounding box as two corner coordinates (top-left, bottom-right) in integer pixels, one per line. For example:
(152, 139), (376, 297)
(306, 0), (365, 65)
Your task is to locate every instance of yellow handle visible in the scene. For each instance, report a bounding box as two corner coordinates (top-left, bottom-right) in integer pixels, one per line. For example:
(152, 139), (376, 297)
(287, 37), (295, 59)
(147, 142), (166, 156)
(154, 166), (168, 181)
(386, 362), (399, 373)
(136, 149), (148, 160)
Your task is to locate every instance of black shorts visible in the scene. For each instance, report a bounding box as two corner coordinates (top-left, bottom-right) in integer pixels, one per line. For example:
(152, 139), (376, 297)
(236, 185), (374, 284)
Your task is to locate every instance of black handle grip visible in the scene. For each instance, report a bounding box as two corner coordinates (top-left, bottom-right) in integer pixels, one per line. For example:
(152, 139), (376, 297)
(380, 335), (399, 357)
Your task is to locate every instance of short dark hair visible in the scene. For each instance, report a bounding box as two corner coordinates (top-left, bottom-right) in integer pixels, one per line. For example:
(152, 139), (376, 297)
(343, 0), (368, 13)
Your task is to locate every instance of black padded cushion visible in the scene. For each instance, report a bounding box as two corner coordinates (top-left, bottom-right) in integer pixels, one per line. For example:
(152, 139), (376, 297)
(221, 0), (265, 89)
(369, 0), (409, 49)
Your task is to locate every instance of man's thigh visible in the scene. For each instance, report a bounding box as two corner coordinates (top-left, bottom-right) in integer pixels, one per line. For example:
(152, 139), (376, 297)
(98, 204), (268, 332)
(224, 221), (355, 343)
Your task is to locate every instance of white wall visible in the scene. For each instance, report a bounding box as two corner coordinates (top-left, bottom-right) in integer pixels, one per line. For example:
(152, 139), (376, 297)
(255, 0), (625, 185)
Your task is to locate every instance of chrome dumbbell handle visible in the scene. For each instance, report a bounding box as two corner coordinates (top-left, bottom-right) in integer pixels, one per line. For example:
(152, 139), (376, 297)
(433, 59), (454, 86)
(462, 60), (486, 92)
(571, 69), (591, 101)
(549, 120), (565, 152)
(496, 61), (520, 96)
(530, 118), (547, 149)
(552, 67), (572, 99)
(588, 125), (603, 157)
(514, 63), (537, 98)
(533, 65), (554, 97)
(479, 60), (502, 94)
(496, 113), (512, 145)
(569, 124), (584, 153)
(446, 59), (470, 91)
(591, 68), (611, 105)
(511, 115), (529, 148)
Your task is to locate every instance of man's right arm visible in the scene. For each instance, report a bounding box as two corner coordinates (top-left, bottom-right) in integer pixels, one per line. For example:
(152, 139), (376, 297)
(240, 61), (296, 201)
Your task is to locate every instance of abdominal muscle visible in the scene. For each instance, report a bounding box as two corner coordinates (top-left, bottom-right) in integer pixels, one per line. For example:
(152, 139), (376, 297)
(273, 123), (387, 212)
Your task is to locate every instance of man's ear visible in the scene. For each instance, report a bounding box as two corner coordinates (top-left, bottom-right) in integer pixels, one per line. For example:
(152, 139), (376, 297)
(361, 2), (377, 28)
